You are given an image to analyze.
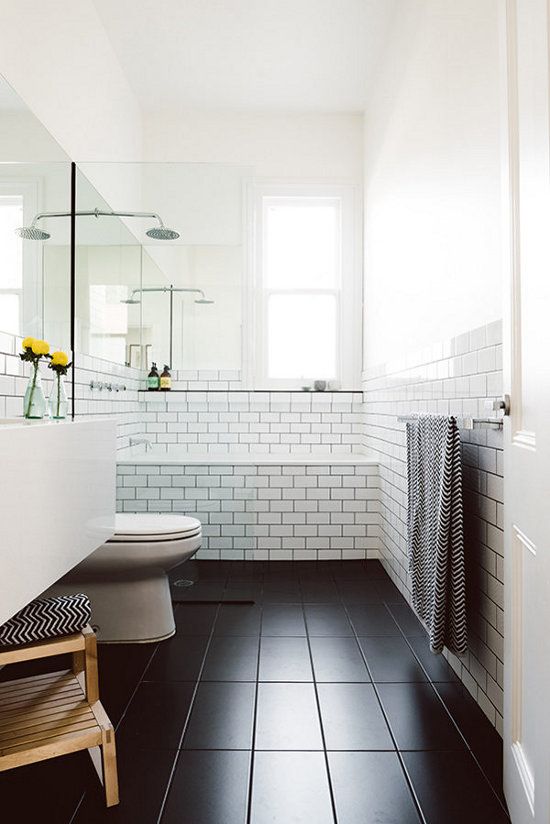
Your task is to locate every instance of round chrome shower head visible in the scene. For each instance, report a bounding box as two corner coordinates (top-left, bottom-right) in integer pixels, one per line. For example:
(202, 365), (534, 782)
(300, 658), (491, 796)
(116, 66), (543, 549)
(145, 227), (180, 240)
(120, 298), (142, 305)
(16, 226), (50, 241)
(194, 298), (214, 305)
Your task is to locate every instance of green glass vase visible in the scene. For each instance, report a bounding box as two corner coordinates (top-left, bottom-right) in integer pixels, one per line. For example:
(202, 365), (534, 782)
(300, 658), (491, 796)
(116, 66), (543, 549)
(23, 365), (46, 419)
(49, 373), (68, 419)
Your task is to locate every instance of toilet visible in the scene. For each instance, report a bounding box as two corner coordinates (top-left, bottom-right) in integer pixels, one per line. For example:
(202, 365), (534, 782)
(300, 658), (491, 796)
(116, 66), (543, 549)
(46, 514), (202, 644)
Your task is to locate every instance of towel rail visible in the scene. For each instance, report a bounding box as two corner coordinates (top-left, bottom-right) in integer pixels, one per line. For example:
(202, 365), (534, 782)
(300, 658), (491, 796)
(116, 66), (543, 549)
(397, 415), (503, 430)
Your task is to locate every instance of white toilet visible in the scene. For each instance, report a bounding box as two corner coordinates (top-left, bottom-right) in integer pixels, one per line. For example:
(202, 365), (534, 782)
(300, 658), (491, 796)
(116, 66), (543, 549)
(46, 513), (202, 644)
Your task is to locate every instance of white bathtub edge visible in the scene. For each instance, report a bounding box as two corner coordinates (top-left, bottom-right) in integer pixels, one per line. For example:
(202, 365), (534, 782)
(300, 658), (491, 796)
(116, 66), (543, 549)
(117, 450), (379, 466)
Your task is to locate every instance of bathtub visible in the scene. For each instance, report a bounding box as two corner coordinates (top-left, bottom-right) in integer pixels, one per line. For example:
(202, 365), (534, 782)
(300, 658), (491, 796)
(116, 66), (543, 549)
(116, 447), (380, 560)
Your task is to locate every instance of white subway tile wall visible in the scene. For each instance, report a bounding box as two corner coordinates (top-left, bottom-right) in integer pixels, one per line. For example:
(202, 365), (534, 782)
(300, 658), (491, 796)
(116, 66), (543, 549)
(362, 320), (504, 732)
(73, 353), (142, 449)
(138, 391), (365, 454)
(116, 462), (380, 561)
(171, 369), (243, 391)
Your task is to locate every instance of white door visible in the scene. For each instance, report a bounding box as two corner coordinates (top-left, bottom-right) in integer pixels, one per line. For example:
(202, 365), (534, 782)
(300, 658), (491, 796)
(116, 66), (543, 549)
(502, 1), (550, 822)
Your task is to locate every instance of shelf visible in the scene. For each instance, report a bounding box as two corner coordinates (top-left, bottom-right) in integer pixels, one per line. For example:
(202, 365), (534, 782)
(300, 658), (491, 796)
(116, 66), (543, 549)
(137, 389), (362, 394)
(0, 669), (108, 769)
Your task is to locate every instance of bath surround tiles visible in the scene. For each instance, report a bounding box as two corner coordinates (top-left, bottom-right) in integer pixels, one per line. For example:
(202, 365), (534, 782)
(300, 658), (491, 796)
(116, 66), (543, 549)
(137, 390), (364, 454)
(117, 462), (380, 561)
(171, 368), (243, 391)
(362, 320), (504, 732)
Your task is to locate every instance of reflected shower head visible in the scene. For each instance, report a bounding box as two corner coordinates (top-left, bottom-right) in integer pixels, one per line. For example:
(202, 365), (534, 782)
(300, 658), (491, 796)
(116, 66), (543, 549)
(145, 227), (180, 240)
(194, 298), (214, 304)
(16, 226), (50, 241)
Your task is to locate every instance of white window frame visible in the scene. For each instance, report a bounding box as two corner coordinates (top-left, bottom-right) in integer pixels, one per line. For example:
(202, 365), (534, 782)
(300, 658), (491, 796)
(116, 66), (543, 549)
(244, 182), (362, 389)
(0, 178), (41, 338)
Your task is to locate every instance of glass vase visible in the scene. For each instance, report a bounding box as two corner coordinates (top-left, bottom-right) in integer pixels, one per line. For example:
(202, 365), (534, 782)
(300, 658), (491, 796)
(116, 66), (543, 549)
(23, 365), (47, 419)
(49, 373), (68, 420)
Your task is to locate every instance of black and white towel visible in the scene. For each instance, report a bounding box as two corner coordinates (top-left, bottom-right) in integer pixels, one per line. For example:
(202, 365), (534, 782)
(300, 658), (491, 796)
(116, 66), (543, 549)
(406, 414), (467, 655)
(0, 593), (91, 646)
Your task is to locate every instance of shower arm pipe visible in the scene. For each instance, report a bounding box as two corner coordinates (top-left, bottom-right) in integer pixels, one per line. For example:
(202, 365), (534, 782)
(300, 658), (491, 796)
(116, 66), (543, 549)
(128, 287), (209, 300)
(28, 208), (167, 229)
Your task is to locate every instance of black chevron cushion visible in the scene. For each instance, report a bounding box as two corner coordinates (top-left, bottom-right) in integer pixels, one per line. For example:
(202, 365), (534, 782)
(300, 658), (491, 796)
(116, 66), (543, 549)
(0, 593), (92, 646)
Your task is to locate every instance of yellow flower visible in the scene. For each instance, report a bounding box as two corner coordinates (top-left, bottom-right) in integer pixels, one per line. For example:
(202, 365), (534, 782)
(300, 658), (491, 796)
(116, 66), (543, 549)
(31, 339), (50, 356)
(51, 350), (69, 366)
(22, 336), (35, 350)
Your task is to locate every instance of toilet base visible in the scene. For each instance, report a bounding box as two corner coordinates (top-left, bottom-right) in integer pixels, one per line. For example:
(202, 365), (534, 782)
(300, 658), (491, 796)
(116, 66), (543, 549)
(45, 570), (176, 644)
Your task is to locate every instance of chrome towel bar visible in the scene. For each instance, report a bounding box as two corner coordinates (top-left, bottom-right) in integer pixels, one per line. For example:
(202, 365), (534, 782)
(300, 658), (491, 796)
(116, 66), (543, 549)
(397, 415), (503, 430)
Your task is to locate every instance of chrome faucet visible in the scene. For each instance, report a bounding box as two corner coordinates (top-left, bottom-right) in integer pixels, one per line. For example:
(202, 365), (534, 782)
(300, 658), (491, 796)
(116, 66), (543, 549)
(129, 436), (153, 452)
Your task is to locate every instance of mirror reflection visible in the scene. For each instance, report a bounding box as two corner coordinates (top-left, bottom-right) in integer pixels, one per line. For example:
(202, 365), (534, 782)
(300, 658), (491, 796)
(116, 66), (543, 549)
(75, 162), (249, 376)
(0, 75), (72, 355)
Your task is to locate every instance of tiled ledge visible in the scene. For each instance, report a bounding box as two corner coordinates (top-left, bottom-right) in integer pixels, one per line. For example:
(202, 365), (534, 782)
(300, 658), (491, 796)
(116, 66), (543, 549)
(117, 448), (379, 465)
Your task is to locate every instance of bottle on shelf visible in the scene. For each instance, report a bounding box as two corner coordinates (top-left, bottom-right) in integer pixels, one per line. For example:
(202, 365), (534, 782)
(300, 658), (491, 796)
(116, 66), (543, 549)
(160, 364), (172, 391)
(147, 362), (160, 391)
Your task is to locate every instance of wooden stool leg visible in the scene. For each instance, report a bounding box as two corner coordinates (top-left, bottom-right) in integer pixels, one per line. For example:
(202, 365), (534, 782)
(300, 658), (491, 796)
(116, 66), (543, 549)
(101, 726), (119, 807)
(72, 649), (85, 677)
(82, 626), (99, 703)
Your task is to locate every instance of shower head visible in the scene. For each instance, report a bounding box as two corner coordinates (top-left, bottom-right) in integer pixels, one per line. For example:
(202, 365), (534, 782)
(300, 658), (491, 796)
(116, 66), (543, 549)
(194, 298), (214, 304)
(145, 227), (180, 241)
(16, 225), (50, 241)
(120, 297), (141, 305)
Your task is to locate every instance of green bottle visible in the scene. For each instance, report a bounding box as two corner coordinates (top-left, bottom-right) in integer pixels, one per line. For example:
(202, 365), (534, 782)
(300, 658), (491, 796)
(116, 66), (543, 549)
(147, 362), (160, 391)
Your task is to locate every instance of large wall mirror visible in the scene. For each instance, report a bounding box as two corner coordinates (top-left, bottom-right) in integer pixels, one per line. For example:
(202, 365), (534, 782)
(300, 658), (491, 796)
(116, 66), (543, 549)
(76, 162), (250, 377)
(0, 75), (72, 357)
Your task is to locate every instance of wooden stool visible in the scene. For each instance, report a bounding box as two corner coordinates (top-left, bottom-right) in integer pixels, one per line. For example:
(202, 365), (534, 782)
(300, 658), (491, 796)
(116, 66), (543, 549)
(0, 625), (119, 807)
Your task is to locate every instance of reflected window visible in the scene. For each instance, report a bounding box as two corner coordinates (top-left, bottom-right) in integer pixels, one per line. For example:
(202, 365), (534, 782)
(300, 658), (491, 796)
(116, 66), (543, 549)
(89, 284), (128, 363)
(0, 195), (23, 335)
(253, 187), (359, 388)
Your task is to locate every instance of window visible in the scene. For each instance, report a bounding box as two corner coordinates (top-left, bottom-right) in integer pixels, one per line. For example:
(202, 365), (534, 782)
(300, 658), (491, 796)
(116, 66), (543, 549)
(249, 185), (360, 388)
(0, 195), (24, 335)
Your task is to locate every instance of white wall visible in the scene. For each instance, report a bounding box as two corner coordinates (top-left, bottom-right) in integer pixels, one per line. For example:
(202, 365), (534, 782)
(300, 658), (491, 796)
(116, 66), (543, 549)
(0, 111), (69, 162)
(362, 0), (503, 368)
(143, 111), (364, 180)
(0, 1), (142, 162)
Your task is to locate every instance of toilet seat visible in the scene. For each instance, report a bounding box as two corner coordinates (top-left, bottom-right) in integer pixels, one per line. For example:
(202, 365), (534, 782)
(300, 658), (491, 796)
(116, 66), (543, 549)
(108, 513), (202, 543)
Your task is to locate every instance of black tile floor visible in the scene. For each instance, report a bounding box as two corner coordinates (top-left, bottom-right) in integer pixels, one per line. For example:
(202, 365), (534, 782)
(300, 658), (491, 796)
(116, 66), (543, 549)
(0, 560), (510, 824)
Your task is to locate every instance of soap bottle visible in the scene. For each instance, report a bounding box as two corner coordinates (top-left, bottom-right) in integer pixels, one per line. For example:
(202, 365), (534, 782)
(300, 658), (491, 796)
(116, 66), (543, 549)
(147, 362), (160, 391)
(160, 364), (172, 391)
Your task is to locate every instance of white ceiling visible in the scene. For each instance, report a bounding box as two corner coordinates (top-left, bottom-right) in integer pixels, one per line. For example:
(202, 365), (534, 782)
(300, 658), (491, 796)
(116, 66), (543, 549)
(92, 0), (397, 113)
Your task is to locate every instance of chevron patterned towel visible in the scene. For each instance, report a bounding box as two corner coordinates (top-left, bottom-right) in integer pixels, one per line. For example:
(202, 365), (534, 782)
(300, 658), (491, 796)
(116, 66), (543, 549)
(406, 414), (467, 655)
(0, 593), (91, 647)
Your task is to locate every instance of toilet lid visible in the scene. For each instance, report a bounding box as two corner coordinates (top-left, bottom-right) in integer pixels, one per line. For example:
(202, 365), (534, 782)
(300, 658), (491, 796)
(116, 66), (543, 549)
(109, 513), (202, 542)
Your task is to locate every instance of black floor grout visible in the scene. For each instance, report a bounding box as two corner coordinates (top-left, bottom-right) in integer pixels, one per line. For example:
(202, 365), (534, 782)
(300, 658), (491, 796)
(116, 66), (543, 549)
(245, 580), (264, 824)
(299, 588), (339, 824)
